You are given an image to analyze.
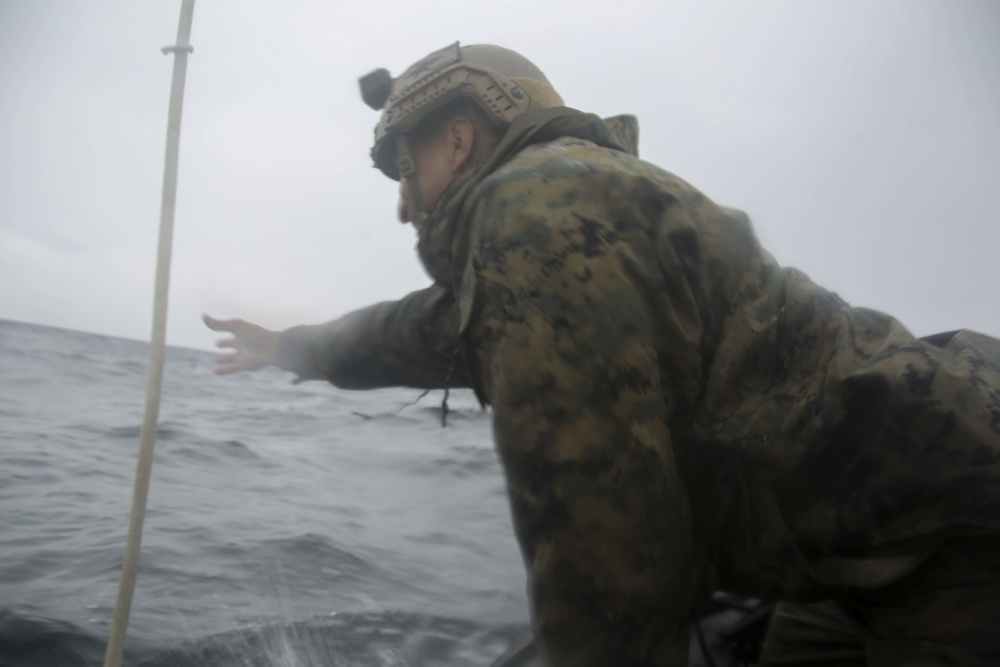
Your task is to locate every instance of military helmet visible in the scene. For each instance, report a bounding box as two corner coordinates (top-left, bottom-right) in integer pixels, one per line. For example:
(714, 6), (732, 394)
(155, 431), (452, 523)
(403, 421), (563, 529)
(359, 42), (564, 180)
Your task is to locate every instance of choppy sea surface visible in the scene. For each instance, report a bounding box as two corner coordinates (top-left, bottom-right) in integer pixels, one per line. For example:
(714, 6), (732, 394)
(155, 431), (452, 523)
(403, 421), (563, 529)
(0, 318), (531, 666)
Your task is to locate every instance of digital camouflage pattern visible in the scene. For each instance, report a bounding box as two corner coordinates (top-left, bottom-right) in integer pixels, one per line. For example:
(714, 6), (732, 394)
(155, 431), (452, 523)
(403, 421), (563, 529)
(277, 108), (1000, 665)
(278, 283), (467, 389)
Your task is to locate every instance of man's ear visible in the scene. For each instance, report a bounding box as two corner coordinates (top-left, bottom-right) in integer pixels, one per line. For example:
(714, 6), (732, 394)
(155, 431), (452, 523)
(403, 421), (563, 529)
(447, 117), (476, 173)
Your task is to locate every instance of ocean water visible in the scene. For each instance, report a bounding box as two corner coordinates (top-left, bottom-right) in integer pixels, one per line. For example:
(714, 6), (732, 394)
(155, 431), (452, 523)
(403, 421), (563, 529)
(0, 318), (530, 666)
(0, 318), (762, 667)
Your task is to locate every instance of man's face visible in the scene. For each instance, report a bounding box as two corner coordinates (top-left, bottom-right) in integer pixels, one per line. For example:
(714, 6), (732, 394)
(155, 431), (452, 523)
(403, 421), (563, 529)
(396, 130), (456, 228)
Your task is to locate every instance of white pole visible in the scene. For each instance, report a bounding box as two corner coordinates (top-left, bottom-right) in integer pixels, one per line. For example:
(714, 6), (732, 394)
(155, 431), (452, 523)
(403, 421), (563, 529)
(103, 2), (195, 665)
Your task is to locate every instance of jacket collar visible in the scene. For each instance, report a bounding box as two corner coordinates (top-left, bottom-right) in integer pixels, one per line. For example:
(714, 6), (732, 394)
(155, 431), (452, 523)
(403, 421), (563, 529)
(415, 107), (637, 286)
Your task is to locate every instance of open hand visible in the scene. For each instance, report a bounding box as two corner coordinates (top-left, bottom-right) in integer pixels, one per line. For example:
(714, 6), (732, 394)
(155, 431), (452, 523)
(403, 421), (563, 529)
(203, 314), (281, 375)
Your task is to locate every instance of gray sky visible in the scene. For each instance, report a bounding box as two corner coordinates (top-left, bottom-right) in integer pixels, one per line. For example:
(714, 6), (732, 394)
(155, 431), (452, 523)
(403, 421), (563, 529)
(1, 0), (997, 350)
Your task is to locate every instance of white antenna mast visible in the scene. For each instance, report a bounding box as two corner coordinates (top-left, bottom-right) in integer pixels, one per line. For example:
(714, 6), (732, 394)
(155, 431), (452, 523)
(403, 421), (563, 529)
(103, 2), (195, 665)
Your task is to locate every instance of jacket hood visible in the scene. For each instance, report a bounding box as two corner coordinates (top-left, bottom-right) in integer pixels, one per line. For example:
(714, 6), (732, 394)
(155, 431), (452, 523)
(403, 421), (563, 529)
(416, 107), (639, 287)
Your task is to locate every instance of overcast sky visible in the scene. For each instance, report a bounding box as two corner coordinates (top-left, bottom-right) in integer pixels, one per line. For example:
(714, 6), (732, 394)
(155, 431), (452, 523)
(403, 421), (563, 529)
(1, 0), (997, 350)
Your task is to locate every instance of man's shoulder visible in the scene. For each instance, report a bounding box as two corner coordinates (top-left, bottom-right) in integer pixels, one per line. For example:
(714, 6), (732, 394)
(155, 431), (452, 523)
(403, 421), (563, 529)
(467, 138), (747, 246)
(468, 138), (690, 233)
(479, 136), (669, 195)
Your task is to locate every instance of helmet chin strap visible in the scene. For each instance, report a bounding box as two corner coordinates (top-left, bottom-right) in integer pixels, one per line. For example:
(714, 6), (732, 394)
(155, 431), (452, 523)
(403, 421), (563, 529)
(395, 134), (429, 225)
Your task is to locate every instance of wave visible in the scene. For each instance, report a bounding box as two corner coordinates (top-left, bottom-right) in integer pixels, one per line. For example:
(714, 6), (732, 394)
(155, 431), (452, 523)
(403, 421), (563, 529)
(105, 423), (184, 441)
(0, 609), (109, 667)
(0, 608), (529, 667)
(140, 611), (528, 667)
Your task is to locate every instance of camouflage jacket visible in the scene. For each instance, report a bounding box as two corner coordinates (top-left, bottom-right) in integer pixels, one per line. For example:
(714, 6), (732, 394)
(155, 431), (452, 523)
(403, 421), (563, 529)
(277, 109), (1000, 666)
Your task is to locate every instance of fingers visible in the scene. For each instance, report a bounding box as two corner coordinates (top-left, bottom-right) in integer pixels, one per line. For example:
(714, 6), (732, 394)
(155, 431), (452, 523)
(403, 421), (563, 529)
(212, 352), (243, 376)
(203, 313), (244, 333)
(204, 314), (275, 377)
(215, 337), (238, 350)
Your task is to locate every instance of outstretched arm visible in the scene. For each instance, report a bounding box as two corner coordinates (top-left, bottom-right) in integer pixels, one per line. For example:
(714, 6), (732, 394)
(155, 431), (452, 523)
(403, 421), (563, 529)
(204, 283), (470, 390)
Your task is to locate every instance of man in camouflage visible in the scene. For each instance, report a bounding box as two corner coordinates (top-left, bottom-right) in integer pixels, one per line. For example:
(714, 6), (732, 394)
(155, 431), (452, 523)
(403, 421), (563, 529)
(205, 43), (1000, 666)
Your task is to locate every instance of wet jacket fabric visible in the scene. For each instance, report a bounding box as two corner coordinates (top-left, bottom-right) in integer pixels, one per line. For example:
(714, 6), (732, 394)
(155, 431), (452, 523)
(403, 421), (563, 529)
(276, 109), (1000, 666)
